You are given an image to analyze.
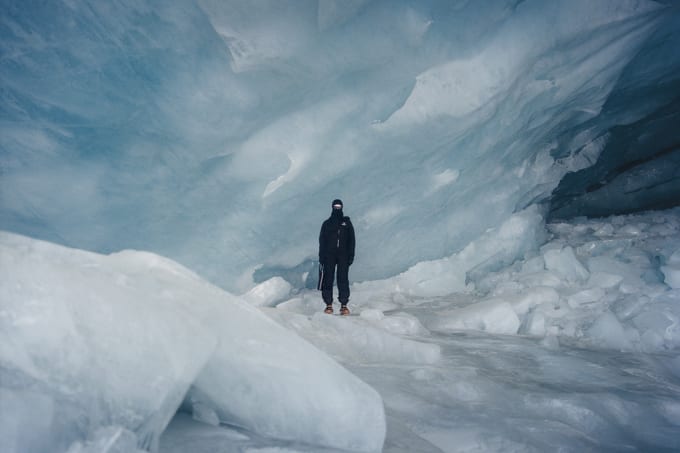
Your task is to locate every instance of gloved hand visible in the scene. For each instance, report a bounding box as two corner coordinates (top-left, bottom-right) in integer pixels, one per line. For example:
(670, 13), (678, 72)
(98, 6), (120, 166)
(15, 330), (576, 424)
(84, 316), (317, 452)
(348, 256), (354, 266)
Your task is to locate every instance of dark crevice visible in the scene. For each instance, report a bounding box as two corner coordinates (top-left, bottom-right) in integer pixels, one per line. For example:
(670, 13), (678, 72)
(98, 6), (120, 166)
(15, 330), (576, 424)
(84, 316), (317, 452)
(585, 143), (680, 193)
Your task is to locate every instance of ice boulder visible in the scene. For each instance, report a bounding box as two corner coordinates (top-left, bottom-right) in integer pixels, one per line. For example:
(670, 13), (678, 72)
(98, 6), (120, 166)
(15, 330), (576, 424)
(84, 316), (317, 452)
(587, 271), (624, 289)
(360, 311), (430, 336)
(567, 288), (606, 308)
(543, 246), (589, 284)
(521, 310), (547, 336)
(359, 308), (386, 322)
(504, 287), (560, 316)
(588, 256), (643, 289)
(65, 427), (147, 453)
(190, 402), (221, 427)
(0, 232), (386, 453)
(661, 266), (680, 289)
(587, 311), (634, 351)
(242, 276), (292, 307)
(187, 309), (387, 452)
(431, 299), (521, 335)
(661, 250), (680, 289)
(0, 233), (217, 453)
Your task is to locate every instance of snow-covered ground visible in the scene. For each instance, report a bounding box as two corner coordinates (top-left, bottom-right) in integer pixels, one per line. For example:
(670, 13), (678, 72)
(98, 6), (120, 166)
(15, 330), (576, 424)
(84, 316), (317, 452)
(170, 206), (680, 452)
(3, 209), (680, 453)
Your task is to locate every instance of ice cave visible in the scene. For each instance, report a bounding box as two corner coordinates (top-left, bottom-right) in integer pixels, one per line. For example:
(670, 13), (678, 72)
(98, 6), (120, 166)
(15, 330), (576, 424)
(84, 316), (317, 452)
(1, 0), (680, 452)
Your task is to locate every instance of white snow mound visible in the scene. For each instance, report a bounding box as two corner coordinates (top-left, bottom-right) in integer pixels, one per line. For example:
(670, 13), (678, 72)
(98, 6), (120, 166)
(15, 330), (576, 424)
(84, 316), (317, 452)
(0, 232), (385, 453)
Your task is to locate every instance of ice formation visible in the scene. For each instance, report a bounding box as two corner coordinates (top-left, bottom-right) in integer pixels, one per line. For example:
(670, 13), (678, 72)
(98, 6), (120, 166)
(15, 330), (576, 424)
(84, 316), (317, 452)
(193, 208), (680, 452)
(2, 0), (678, 292)
(281, 207), (680, 354)
(0, 232), (385, 453)
(265, 209), (680, 450)
(2, 0), (680, 451)
(447, 208), (680, 352)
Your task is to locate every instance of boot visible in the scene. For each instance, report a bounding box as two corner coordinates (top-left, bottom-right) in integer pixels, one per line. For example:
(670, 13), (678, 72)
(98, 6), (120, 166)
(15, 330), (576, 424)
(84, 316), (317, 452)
(340, 305), (350, 316)
(324, 304), (333, 314)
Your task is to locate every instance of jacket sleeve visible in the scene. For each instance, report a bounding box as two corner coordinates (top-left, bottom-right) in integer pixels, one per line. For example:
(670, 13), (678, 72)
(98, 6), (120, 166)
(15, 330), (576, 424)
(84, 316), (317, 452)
(318, 221), (327, 261)
(348, 220), (356, 265)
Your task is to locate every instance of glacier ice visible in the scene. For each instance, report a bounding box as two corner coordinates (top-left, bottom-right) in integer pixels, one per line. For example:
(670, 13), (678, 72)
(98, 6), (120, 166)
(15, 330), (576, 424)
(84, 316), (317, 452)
(242, 276), (292, 307)
(233, 209), (679, 451)
(1, 0), (677, 292)
(549, 5), (680, 220)
(0, 232), (386, 453)
(65, 427), (147, 453)
(353, 205), (547, 297)
(661, 250), (680, 289)
(543, 246), (590, 284)
(325, 207), (680, 353)
(2, 0), (680, 451)
(432, 298), (521, 335)
(268, 209), (678, 451)
(0, 233), (217, 452)
(268, 307), (441, 366)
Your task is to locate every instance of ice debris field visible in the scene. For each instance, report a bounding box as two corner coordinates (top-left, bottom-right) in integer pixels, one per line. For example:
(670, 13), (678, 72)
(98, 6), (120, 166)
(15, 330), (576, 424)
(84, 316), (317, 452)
(2, 0), (680, 451)
(3, 208), (680, 452)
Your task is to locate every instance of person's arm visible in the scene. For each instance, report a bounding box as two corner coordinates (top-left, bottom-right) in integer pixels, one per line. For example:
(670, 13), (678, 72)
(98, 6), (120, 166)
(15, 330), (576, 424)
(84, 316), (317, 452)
(347, 220), (355, 265)
(318, 221), (327, 262)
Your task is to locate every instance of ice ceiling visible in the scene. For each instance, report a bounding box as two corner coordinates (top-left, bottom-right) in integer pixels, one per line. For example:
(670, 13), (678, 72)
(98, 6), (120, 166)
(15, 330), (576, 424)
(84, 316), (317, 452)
(1, 0), (679, 291)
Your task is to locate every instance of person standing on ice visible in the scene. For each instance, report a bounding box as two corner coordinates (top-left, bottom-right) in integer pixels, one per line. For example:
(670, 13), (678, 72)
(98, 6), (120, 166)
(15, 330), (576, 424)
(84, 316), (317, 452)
(318, 199), (355, 315)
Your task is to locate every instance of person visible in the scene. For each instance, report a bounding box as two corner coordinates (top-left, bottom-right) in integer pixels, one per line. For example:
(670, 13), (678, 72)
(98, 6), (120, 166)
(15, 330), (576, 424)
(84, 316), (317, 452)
(318, 199), (355, 315)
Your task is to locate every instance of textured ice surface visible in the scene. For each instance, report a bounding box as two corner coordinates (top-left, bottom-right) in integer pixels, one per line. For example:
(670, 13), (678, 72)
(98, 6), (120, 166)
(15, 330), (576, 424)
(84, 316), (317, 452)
(162, 210), (680, 452)
(437, 208), (680, 352)
(284, 208), (680, 353)
(2, 0), (680, 451)
(0, 232), (385, 453)
(432, 299), (521, 335)
(0, 233), (216, 452)
(268, 307), (440, 366)
(354, 205), (547, 297)
(661, 250), (680, 289)
(1, 0), (675, 292)
(242, 277), (292, 307)
(3, 210), (680, 453)
(543, 246), (590, 284)
(65, 427), (147, 453)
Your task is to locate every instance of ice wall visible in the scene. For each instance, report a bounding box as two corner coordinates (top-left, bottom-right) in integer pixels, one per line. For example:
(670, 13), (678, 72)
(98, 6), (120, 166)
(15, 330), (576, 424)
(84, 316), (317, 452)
(0, 232), (386, 453)
(550, 5), (680, 219)
(1, 0), (676, 291)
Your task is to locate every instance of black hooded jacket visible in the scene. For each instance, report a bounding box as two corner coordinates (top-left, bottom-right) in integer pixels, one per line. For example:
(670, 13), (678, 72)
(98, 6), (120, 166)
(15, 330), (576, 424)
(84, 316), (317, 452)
(319, 208), (355, 265)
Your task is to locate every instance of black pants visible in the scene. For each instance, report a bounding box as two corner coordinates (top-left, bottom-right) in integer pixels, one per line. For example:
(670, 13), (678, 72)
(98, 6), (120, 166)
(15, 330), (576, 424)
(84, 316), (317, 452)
(319, 256), (350, 304)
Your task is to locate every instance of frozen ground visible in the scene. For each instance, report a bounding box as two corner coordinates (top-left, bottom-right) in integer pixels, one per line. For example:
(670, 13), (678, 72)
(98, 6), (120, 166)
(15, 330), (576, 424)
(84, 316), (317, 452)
(161, 208), (680, 452)
(162, 330), (680, 452)
(3, 209), (680, 452)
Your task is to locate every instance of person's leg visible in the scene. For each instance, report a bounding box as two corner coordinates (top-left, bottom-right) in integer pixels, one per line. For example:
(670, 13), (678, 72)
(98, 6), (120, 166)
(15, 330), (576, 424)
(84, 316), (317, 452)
(321, 259), (336, 305)
(336, 260), (350, 305)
